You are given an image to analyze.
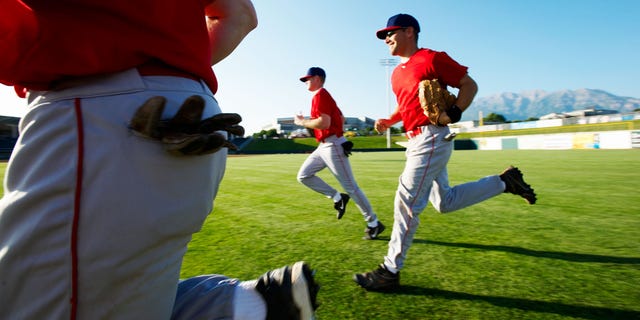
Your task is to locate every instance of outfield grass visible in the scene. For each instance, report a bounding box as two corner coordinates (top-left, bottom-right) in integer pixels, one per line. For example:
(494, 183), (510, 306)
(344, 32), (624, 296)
(1, 149), (639, 319)
(185, 149), (640, 319)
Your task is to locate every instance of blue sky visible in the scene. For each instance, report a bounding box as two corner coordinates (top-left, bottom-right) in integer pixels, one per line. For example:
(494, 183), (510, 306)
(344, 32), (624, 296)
(1, 0), (639, 135)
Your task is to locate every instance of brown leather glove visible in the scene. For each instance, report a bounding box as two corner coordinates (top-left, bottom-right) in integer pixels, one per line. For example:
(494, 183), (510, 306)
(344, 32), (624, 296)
(418, 79), (457, 126)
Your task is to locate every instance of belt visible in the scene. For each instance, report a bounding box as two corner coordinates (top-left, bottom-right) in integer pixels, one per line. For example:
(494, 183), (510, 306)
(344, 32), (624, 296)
(49, 61), (199, 91)
(320, 135), (336, 143)
(136, 60), (200, 81)
(405, 126), (427, 139)
(405, 126), (458, 141)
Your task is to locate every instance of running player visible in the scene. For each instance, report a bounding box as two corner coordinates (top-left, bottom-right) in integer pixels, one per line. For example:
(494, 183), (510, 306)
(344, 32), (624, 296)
(295, 67), (385, 240)
(354, 14), (536, 291)
(0, 1), (318, 319)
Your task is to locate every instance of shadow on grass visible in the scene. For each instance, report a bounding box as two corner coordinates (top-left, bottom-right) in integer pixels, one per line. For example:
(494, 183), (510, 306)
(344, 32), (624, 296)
(395, 286), (640, 320)
(414, 239), (640, 264)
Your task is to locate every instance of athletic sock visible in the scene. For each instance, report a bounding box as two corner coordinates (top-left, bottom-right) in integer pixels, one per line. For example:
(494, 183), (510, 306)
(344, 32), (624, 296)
(233, 280), (266, 320)
(383, 263), (398, 274)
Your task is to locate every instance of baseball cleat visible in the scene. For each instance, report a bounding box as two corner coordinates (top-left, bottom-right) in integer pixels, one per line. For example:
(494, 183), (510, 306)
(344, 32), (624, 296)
(363, 221), (386, 240)
(255, 261), (320, 320)
(500, 166), (537, 204)
(334, 193), (350, 219)
(353, 264), (399, 291)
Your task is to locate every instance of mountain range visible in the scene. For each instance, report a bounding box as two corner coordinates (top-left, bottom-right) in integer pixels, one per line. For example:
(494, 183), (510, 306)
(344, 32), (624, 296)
(461, 89), (640, 122)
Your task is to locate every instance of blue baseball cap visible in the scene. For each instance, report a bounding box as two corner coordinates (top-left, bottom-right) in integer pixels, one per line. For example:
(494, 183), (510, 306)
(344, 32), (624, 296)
(299, 67), (326, 82)
(376, 14), (420, 39)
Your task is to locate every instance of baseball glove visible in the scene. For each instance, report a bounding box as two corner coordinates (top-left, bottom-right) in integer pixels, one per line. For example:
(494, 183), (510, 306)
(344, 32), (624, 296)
(341, 141), (354, 157)
(418, 79), (457, 126)
(130, 95), (244, 156)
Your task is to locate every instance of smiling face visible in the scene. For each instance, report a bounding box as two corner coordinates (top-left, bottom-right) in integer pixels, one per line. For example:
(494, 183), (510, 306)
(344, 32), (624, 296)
(383, 28), (405, 55)
(383, 27), (418, 58)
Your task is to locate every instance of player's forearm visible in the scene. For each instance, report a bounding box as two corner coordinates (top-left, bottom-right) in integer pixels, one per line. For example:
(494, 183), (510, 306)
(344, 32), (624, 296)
(301, 115), (330, 130)
(205, 0), (258, 66)
(388, 107), (402, 124)
(454, 74), (478, 111)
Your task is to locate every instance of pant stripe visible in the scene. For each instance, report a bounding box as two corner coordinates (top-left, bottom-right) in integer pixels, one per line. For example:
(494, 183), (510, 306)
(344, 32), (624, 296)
(400, 133), (436, 258)
(70, 98), (85, 320)
(410, 133), (436, 213)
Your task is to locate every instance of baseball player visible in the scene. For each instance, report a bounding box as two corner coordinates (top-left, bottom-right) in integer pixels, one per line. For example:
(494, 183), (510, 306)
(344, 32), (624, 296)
(295, 67), (385, 240)
(354, 14), (537, 291)
(0, 1), (319, 319)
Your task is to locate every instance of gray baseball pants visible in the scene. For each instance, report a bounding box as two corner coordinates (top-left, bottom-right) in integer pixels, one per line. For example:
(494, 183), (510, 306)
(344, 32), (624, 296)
(0, 69), (238, 319)
(297, 135), (377, 223)
(384, 125), (505, 271)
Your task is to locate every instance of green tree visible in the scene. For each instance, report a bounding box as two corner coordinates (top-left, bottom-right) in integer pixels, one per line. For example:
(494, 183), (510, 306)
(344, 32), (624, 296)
(357, 127), (376, 136)
(484, 112), (507, 123)
(252, 129), (279, 139)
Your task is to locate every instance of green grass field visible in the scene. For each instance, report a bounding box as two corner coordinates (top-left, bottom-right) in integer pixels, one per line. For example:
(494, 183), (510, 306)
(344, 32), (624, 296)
(2, 149), (639, 319)
(182, 149), (640, 319)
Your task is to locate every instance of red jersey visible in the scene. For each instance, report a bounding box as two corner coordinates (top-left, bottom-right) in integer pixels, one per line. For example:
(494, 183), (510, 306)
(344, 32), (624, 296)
(391, 48), (468, 131)
(310, 88), (344, 142)
(0, 0), (217, 95)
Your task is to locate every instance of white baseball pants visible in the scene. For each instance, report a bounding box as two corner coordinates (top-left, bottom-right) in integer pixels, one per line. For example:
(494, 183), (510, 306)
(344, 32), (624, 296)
(384, 125), (505, 271)
(0, 69), (239, 319)
(297, 135), (378, 223)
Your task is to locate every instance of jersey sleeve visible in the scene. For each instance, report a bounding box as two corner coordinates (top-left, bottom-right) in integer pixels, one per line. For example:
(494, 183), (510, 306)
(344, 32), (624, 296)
(434, 51), (468, 88)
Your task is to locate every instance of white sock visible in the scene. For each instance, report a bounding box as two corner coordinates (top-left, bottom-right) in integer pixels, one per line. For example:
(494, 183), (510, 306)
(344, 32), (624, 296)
(383, 263), (398, 274)
(367, 219), (378, 228)
(332, 192), (342, 202)
(233, 280), (266, 320)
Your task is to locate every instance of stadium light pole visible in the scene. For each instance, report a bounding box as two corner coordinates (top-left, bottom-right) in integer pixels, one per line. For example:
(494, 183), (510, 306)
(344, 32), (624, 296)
(380, 58), (398, 148)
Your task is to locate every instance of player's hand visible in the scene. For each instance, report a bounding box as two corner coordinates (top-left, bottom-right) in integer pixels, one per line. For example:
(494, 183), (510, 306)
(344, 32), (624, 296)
(374, 119), (390, 133)
(294, 114), (305, 126)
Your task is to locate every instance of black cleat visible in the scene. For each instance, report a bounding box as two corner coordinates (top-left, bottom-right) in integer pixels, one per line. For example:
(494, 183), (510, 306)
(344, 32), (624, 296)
(353, 264), (399, 291)
(363, 221), (385, 240)
(334, 193), (350, 219)
(255, 261), (320, 320)
(500, 166), (537, 204)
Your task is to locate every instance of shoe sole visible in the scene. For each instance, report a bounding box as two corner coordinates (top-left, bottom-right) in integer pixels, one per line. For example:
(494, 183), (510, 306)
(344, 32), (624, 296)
(508, 175), (536, 204)
(291, 262), (316, 320)
(522, 192), (536, 204)
(504, 168), (537, 204)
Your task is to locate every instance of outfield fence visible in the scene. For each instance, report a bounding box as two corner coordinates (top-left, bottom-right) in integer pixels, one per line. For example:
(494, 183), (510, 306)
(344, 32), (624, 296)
(452, 130), (640, 150)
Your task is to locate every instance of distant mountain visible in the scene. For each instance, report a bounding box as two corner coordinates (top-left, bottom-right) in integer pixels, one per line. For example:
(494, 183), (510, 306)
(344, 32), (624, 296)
(462, 89), (640, 121)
